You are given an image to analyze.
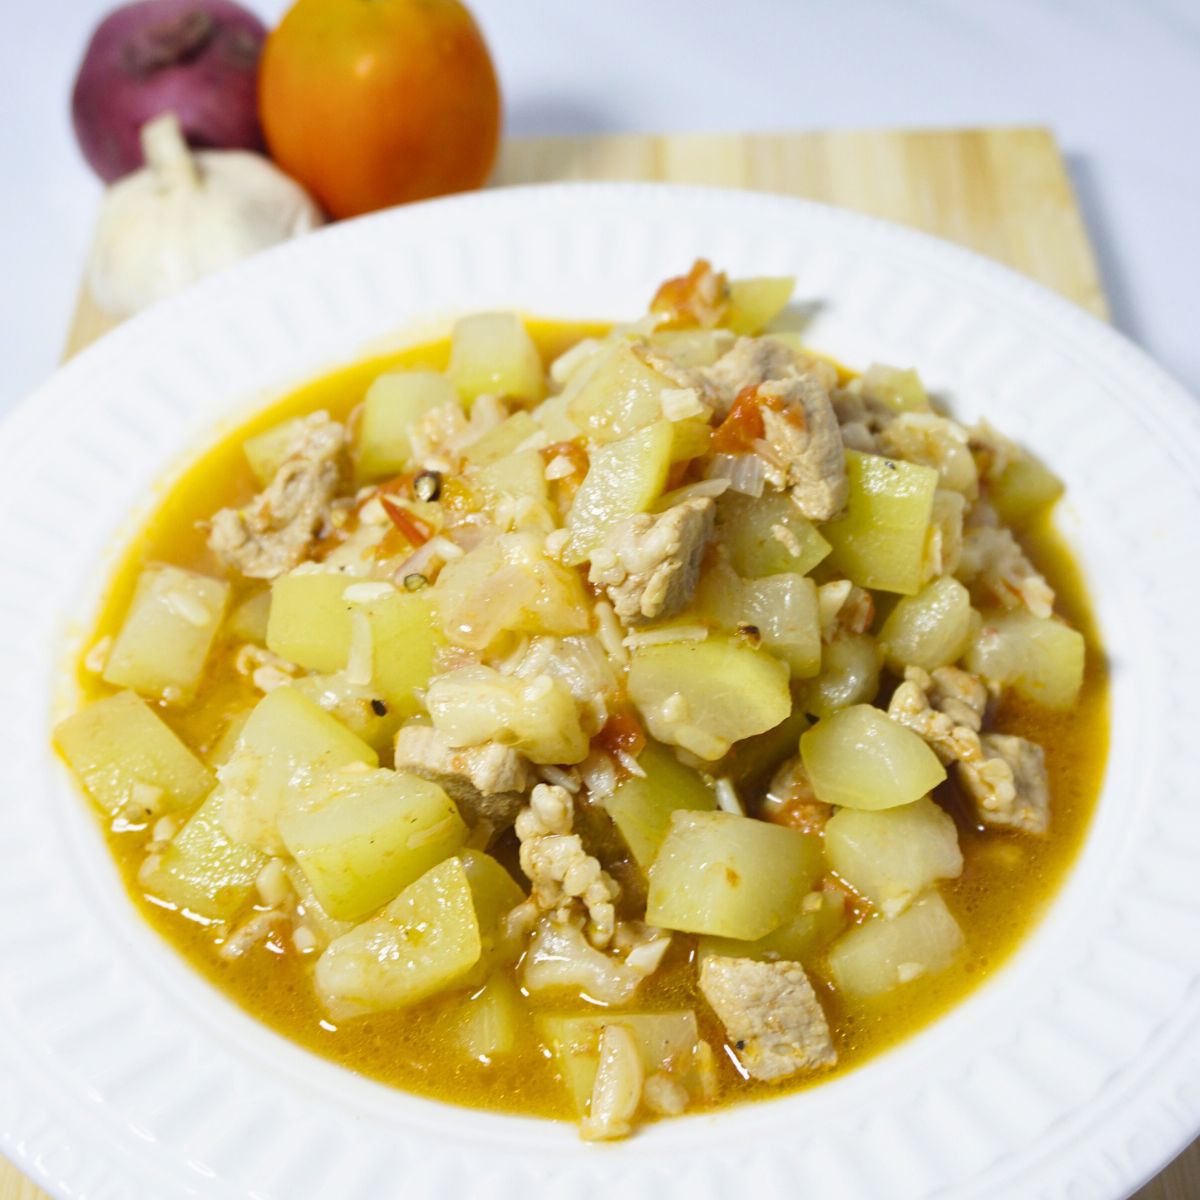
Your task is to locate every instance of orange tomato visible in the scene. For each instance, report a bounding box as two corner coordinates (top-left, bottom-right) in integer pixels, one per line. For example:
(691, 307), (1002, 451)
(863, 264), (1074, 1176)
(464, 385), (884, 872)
(259, 0), (501, 219)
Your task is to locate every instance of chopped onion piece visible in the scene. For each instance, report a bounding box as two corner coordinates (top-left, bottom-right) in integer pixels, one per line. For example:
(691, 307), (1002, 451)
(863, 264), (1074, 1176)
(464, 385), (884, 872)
(714, 776), (745, 816)
(707, 452), (767, 497)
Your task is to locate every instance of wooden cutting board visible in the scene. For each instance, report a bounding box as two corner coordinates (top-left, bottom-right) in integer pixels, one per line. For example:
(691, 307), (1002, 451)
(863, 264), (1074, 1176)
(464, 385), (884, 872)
(11, 127), (1188, 1200)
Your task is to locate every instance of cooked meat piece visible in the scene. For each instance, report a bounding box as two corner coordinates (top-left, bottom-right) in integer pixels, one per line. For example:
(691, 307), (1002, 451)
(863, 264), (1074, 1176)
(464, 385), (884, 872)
(702, 337), (800, 410)
(957, 525), (1054, 619)
(697, 337), (847, 519)
(699, 957), (836, 1081)
(959, 733), (1050, 835)
(589, 498), (716, 627)
(830, 385), (896, 448)
(923, 490), (966, 580)
(888, 665), (988, 764)
(888, 667), (1049, 835)
(761, 755), (832, 833)
(515, 783), (620, 947)
(757, 377), (847, 520)
(926, 665), (988, 730)
(705, 336), (841, 408)
(208, 413), (345, 579)
(392, 723), (532, 831)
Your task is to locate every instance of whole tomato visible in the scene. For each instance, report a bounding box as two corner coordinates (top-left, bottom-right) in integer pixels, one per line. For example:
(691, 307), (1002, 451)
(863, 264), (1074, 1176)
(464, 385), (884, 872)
(259, 0), (501, 219)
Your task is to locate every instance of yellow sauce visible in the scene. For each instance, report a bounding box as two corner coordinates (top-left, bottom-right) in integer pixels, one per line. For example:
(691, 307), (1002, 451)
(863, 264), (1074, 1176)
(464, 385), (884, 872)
(72, 324), (1109, 1122)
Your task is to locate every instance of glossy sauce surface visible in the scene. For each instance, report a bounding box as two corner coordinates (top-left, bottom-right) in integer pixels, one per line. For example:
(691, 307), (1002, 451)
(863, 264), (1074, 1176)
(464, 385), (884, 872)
(76, 323), (1109, 1121)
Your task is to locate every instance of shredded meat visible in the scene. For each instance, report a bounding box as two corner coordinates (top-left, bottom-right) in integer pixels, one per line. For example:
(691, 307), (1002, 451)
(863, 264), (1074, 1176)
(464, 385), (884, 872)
(829, 385), (897, 453)
(699, 957), (836, 1081)
(888, 666), (1050, 834)
(959, 733), (1050, 835)
(209, 413), (345, 579)
(392, 723), (532, 832)
(924, 490), (966, 580)
(957, 525), (1055, 619)
(515, 783), (620, 947)
(589, 498), (716, 627)
(888, 665), (987, 762)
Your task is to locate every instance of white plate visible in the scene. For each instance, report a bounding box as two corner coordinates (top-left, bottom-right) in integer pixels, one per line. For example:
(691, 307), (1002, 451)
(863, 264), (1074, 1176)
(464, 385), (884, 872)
(2, 183), (1199, 1200)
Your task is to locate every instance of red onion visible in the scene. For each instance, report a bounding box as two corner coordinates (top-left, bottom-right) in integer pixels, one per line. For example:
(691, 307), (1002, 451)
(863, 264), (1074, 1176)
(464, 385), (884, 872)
(71, 0), (267, 183)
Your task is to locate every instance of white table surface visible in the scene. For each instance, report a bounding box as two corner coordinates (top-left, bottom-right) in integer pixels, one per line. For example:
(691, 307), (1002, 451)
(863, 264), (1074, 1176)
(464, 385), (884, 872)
(1, 0), (1196, 408)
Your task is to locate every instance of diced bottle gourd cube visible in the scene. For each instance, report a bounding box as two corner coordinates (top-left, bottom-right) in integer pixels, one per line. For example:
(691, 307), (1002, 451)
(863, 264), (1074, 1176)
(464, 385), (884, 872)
(447, 313), (544, 407)
(667, 417), (713, 465)
(538, 1011), (699, 1115)
(225, 589), (271, 645)
(434, 534), (589, 652)
(803, 633), (882, 719)
(822, 451), (938, 595)
(292, 671), (403, 753)
(459, 848), (526, 975)
(698, 887), (848, 965)
(827, 890), (964, 999)
(216, 686), (377, 854)
(54, 690), (213, 817)
(965, 610), (1085, 711)
(454, 973), (527, 1061)
(563, 421), (674, 564)
(879, 576), (974, 673)
(462, 410), (539, 467)
(824, 797), (963, 914)
(356, 370), (459, 481)
(628, 636), (792, 760)
(315, 856), (483, 1016)
(646, 329), (732, 368)
(859, 364), (932, 413)
(280, 767), (468, 921)
(723, 276), (795, 335)
(205, 708), (252, 769)
(741, 574), (822, 678)
(103, 565), (230, 702)
(989, 454), (1064, 527)
(459, 849), (526, 939)
(470, 448), (549, 506)
(140, 791), (267, 920)
(718, 490), (831, 578)
(604, 741), (716, 868)
(647, 809), (823, 938)
(800, 704), (946, 810)
(266, 565), (356, 673)
(356, 590), (443, 716)
(567, 342), (672, 443)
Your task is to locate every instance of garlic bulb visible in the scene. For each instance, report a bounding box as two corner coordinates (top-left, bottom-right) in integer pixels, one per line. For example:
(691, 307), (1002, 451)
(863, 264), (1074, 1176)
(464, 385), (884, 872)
(87, 112), (324, 316)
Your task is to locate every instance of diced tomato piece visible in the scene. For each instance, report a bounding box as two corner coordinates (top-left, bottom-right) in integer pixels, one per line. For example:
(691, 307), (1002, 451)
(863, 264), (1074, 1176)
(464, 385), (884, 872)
(651, 258), (729, 329)
(595, 711), (647, 760)
(380, 496), (433, 547)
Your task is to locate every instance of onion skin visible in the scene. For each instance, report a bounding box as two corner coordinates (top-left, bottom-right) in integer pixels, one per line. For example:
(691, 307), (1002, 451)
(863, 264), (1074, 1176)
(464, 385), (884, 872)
(71, 0), (267, 182)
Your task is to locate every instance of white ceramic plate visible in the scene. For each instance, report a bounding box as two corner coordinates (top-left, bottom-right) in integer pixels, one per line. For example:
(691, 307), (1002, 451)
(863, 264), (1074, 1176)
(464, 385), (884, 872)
(3, 184), (1199, 1200)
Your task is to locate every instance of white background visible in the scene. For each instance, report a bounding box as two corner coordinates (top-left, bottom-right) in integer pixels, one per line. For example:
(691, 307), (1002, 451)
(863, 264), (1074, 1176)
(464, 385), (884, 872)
(2, 0), (1196, 408)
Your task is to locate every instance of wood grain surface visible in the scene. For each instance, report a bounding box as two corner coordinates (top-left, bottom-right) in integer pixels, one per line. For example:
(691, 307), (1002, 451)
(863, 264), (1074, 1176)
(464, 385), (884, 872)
(10, 126), (1184, 1200)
